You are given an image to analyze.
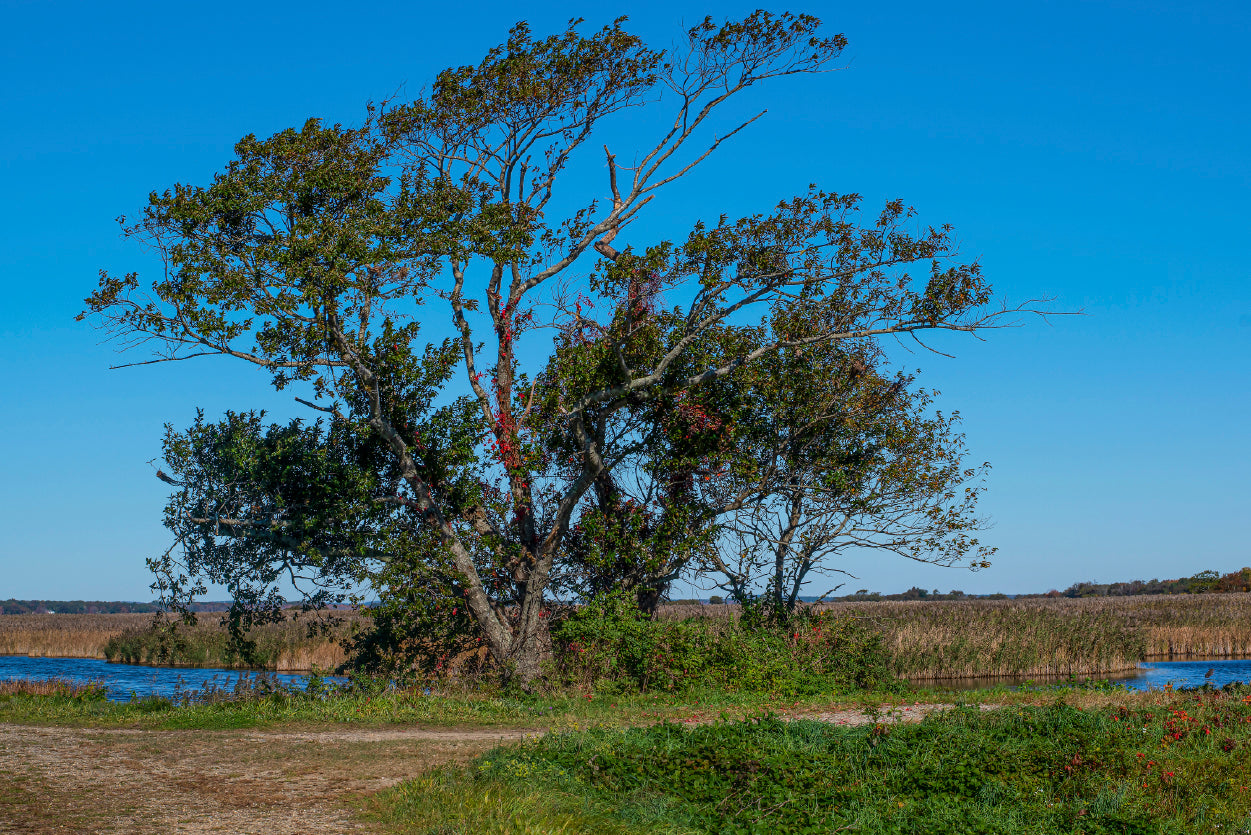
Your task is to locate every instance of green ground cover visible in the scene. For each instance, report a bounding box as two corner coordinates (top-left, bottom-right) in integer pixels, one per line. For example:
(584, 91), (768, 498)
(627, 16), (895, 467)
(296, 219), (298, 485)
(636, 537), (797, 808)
(372, 686), (1251, 835)
(0, 677), (917, 731)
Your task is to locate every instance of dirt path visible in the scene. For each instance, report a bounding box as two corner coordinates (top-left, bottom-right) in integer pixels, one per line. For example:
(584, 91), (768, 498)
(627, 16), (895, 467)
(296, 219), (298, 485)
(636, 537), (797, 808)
(0, 723), (537, 834)
(0, 705), (983, 834)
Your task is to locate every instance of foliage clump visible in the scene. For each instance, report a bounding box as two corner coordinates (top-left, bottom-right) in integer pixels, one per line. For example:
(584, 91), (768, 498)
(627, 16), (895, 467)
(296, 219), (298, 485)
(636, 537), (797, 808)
(551, 591), (897, 696)
(407, 686), (1251, 834)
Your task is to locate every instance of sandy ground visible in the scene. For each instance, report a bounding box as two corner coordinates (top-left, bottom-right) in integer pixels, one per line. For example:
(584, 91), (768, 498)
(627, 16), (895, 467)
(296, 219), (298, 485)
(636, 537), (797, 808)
(0, 705), (990, 834)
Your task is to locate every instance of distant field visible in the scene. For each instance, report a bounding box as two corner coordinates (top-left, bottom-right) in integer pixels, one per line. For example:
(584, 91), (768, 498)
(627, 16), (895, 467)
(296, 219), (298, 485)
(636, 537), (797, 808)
(0, 611), (358, 671)
(660, 593), (1251, 681)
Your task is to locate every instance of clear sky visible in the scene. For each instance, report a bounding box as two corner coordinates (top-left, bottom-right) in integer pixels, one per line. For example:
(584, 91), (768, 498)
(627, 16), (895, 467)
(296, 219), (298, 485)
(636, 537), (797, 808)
(2, 0), (1248, 601)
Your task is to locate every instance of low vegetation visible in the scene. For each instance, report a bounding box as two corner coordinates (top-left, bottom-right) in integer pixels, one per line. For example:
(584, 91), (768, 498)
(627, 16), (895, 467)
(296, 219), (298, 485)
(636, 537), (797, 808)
(374, 685), (1251, 834)
(661, 594), (1251, 682)
(6, 657), (1251, 833)
(551, 593), (898, 697)
(0, 677), (108, 700)
(102, 612), (357, 671)
(6, 593), (1251, 683)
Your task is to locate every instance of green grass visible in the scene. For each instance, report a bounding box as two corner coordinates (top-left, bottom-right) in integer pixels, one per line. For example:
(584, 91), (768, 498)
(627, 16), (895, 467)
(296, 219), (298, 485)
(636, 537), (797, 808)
(367, 770), (699, 834)
(373, 686), (1251, 835)
(0, 679), (920, 732)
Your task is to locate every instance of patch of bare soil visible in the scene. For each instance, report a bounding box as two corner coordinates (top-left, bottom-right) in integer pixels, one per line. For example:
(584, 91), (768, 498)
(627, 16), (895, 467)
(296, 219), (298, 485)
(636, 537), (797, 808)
(0, 723), (536, 835)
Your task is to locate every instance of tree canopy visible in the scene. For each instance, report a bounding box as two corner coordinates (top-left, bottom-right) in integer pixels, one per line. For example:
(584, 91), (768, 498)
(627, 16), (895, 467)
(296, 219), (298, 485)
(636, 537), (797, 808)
(83, 12), (1034, 681)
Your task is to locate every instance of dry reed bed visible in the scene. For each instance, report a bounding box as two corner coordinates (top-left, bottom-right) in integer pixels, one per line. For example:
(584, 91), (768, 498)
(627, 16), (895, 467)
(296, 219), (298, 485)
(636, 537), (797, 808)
(0, 612), (358, 671)
(660, 594), (1251, 681)
(0, 612), (150, 659)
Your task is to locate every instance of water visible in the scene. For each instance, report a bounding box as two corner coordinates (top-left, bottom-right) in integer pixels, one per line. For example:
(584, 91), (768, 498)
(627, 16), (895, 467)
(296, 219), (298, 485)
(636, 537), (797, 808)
(0, 655), (346, 702)
(1130, 659), (1251, 691)
(926, 659), (1251, 692)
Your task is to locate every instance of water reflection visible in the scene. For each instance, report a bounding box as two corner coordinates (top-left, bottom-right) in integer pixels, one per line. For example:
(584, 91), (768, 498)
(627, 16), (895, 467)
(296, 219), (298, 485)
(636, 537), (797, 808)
(0, 655), (345, 702)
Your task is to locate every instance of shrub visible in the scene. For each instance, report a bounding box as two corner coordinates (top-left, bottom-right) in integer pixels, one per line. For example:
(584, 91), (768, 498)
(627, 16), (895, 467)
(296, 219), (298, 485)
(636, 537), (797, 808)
(552, 589), (898, 696)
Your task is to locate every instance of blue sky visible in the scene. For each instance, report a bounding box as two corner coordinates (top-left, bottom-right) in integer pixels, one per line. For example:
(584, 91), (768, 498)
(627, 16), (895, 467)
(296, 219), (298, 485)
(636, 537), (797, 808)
(2, 0), (1247, 600)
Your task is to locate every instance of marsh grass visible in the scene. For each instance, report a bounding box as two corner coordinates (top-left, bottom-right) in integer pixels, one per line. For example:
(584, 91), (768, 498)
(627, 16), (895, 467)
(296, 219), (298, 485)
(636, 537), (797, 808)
(0, 670), (916, 732)
(102, 613), (357, 671)
(0, 611), (358, 670)
(7, 594), (1251, 682)
(662, 594), (1251, 681)
(0, 612), (150, 659)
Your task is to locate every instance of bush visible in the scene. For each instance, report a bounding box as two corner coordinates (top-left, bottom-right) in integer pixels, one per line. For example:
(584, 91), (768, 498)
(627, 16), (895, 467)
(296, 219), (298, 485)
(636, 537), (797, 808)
(552, 589), (898, 696)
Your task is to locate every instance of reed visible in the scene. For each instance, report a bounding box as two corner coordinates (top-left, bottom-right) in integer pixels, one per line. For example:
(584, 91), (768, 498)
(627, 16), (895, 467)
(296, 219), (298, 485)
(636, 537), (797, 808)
(0, 612), (150, 659)
(0, 612), (359, 671)
(102, 613), (359, 671)
(659, 593), (1251, 681)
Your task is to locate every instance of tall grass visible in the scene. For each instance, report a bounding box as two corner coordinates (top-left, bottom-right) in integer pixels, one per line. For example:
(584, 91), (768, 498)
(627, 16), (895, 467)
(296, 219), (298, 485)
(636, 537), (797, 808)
(660, 593), (1251, 681)
(0, 612), (150, 659)
(0, 612), (357, 671)
(102, 613), (357, 671)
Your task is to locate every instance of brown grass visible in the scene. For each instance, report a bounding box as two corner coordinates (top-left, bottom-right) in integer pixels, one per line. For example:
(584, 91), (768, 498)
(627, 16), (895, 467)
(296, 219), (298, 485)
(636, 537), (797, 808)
(0, 721), (519, 835)
(659, 593), (1251, 681)
(0, 612), (149, 659)
(0, 612), (360, 671)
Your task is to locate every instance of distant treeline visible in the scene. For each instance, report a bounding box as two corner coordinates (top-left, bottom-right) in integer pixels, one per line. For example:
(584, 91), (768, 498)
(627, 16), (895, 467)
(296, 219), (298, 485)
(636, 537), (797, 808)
(686, 567), (1251, 604)
(826, 567), (1251, 602)
(0, 599), (233, 615)
(1036, 567), (1251, 599)
(12, 568), (1251, 614)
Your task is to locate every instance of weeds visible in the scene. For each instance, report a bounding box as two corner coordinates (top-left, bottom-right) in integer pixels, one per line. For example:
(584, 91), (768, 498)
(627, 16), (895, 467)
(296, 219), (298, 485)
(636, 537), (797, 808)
(553, 591), (898, 696)
(0, 677), (107, 700)
(386, 684), (1251, 834)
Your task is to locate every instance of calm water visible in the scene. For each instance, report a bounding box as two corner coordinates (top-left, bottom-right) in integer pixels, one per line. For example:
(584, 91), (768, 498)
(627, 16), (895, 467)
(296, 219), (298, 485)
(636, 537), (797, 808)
(0, 655), (346, 702)
(1131, 659), (1251, 691)
(926, 659), (1251, 692)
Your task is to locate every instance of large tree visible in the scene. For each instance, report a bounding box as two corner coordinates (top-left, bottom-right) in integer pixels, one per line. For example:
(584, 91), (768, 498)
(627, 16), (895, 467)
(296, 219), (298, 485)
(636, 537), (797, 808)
(83, 13), (1030, 682)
